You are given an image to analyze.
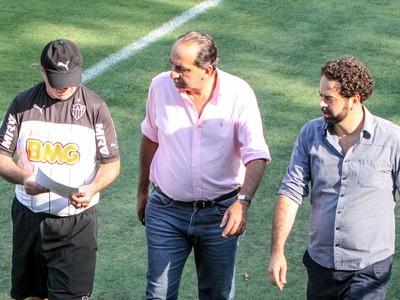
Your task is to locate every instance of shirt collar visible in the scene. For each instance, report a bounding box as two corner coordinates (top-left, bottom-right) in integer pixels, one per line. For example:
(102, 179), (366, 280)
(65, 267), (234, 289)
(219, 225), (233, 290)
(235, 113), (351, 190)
(361, 106), (374, 139)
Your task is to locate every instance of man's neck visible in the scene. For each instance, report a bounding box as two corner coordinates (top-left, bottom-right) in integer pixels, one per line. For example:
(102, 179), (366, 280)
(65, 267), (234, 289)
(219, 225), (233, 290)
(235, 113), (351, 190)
(187, 72), (217, 100)
(334, 107), (365, 138)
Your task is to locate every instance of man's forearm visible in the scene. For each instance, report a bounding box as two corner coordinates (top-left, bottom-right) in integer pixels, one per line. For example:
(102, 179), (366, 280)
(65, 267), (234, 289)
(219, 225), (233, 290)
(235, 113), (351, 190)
(270, 195), (299, 254)
(0, 154), (30, 185)
(137, 135), (158, 195)
(240, 159), (267, 198)
(90, 159), (121, 194)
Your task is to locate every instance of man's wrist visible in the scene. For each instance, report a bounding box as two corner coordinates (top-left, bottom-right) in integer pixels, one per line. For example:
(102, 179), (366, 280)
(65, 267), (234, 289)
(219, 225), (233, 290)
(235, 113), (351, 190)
(238, 194), (252, 205)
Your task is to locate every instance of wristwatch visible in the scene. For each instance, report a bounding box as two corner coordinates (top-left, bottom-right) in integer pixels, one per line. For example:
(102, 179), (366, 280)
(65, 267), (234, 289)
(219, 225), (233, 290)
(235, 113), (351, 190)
(238, 194), (252, 205)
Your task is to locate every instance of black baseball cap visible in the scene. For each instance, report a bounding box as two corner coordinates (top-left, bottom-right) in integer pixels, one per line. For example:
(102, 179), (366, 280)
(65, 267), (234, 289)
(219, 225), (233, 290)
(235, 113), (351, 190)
(40, 39), (82, 89)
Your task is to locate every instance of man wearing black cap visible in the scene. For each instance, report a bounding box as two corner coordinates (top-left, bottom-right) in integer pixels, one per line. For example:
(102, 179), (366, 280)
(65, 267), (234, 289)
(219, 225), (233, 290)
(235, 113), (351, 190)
(0, 39), (120, 300)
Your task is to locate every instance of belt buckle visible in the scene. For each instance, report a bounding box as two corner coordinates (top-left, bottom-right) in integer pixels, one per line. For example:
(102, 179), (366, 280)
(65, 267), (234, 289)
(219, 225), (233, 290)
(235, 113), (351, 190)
(194, 201), (207, 208)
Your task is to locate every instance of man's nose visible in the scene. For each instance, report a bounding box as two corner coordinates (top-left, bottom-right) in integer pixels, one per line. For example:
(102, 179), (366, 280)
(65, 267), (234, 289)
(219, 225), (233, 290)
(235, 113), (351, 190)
(170, 69), (179, 79)
(57, 87), (69, 92)
(319, 97), (327, 108)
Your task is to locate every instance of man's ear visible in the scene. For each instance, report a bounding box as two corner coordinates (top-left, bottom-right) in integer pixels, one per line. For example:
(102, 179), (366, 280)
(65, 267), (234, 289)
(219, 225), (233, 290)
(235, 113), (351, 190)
(204, 65), (214, 78)
(41, 67), (46, 77)
(350, 93), (362, 109)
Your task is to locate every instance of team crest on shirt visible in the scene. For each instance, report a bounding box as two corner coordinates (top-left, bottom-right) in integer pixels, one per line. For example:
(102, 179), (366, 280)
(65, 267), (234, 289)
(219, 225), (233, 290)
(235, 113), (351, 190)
(71, 103), (86, 120)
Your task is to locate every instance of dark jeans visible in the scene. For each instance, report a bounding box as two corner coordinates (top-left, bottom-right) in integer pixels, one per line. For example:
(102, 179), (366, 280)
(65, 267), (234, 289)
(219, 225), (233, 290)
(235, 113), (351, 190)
(303, 250), (393, 300)
(145, 190), (239, 300)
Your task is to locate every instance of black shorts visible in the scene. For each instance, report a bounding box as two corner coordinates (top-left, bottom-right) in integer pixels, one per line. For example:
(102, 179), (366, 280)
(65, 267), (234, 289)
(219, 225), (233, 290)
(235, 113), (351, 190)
(11, 197), (98, 300)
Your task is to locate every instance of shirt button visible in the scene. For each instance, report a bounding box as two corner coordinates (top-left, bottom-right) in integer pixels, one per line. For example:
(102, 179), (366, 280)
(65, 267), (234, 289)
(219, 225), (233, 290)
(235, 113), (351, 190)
(337, 211), (342, 214)
(335, 244), (340, 247)
(336, 227), (340, 230)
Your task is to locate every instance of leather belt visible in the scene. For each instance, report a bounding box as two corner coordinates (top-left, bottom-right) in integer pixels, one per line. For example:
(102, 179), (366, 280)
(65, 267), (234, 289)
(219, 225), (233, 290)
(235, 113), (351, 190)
(153, 185), (240, 208)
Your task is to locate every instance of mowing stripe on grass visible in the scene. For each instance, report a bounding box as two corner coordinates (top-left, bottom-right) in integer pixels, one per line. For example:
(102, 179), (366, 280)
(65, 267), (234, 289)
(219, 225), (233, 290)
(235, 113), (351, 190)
(82, 0), (223, 84)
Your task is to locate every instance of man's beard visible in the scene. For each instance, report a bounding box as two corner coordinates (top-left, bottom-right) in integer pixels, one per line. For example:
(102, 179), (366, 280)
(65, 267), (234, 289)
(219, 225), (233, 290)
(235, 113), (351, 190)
(322, 105), (349, 125)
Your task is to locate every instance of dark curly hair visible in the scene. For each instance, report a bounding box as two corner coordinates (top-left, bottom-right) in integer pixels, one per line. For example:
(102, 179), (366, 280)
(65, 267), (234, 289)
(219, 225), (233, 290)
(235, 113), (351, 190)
(321, 55), (375, 102)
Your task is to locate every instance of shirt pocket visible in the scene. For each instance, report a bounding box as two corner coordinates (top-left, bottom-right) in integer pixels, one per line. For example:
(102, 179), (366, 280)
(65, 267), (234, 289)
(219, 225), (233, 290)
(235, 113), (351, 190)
(358, 160), (391, 188)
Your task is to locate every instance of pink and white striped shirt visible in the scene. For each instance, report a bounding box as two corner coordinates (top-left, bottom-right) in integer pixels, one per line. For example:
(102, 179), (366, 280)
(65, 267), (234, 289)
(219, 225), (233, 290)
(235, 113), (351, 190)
(141, 69), (270, 201)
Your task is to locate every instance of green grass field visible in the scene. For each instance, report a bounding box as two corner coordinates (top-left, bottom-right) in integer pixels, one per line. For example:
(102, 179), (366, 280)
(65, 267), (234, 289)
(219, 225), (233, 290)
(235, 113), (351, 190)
(0, 0), (399, 299)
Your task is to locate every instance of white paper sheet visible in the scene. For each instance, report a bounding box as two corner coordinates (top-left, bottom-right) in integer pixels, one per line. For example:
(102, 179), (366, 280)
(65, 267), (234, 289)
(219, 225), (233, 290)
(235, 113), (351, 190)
(36, 168), (79, 198)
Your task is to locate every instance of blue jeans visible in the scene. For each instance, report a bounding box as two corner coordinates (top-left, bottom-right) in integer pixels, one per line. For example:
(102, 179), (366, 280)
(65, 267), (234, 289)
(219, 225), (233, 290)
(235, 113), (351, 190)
(145, 189), (240, 300)
(303, 250), (393, 300)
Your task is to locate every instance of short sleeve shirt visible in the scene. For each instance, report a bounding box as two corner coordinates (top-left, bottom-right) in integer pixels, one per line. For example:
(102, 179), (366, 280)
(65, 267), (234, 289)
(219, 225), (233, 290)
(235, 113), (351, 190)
(0, 83), (120, 216)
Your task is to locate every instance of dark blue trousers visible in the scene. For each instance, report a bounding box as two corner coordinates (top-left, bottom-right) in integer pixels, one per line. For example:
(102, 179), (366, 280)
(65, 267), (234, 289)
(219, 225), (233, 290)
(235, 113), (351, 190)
(303, 250), (393, 300)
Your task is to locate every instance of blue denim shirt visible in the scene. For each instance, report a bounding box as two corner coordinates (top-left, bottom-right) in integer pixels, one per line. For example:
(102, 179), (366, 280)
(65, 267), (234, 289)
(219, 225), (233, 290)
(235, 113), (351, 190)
(279, 106), (400, 270)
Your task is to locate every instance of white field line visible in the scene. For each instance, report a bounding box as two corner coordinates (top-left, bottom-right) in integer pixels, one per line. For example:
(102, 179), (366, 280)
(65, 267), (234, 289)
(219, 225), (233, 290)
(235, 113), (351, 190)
(82, 0), (223, 84)
(0, 1), (222, 125)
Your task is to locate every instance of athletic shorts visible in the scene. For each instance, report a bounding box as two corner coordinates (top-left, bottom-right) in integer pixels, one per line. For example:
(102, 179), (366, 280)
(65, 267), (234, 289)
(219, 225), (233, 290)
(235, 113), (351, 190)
(11, 197), (98, 300)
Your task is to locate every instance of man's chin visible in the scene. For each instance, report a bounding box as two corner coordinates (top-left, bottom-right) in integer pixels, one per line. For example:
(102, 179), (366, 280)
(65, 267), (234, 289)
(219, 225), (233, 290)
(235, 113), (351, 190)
(323, 116), (334, 124)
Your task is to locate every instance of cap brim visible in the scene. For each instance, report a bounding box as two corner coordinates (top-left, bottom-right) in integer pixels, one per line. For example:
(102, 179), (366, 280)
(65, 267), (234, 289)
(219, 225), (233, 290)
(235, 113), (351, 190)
(46, 67), (82, 89)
